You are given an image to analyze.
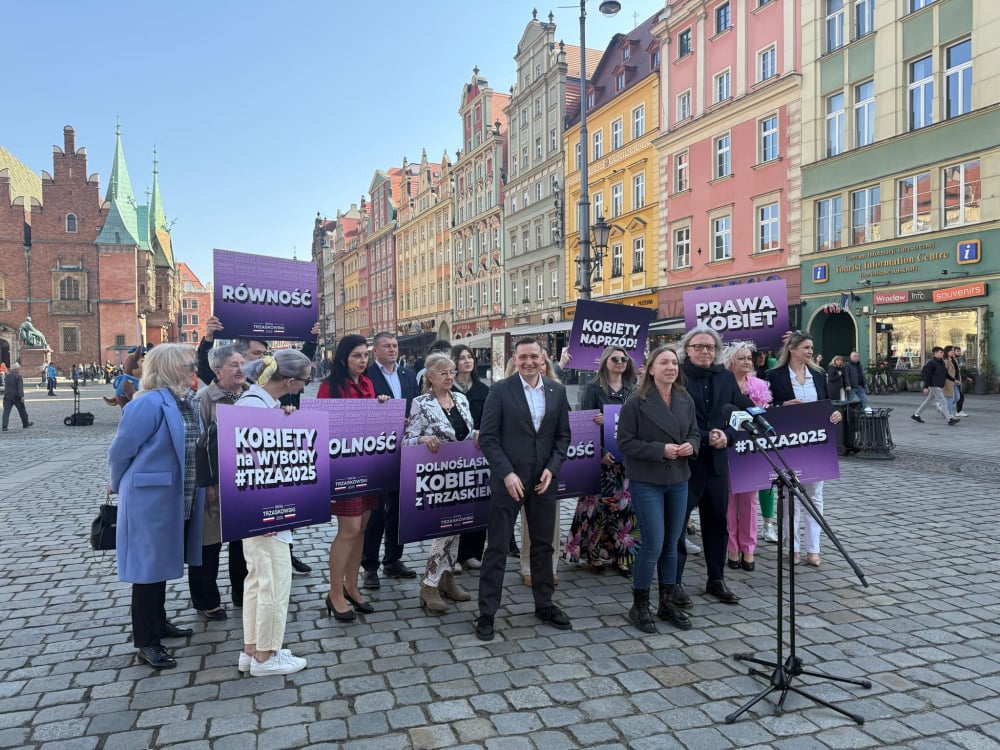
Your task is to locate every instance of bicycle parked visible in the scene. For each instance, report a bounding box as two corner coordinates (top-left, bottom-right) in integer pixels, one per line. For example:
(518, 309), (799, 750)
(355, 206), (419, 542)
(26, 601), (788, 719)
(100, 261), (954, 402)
(868, 361), (899, 395)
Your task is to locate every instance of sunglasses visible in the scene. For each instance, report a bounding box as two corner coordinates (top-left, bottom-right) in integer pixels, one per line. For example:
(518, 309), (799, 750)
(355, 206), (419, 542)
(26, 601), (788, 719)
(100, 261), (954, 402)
(608, 356), (630, 364)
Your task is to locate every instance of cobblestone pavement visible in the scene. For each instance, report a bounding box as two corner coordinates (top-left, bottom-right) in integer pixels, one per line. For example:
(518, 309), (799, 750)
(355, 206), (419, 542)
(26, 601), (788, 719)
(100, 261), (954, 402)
(2, 383), (1000, 749)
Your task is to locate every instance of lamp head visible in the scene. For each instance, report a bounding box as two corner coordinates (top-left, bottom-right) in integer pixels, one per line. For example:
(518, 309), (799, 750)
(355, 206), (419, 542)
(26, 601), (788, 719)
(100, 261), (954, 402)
(599, 0), (622, 16)
(592, 215), (611, 250)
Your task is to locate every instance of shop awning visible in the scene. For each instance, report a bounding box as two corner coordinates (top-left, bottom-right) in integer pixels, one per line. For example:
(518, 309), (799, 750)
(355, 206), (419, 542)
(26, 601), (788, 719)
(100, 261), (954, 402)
(457, 320), (573, 349)
(648, 317), (687, 335)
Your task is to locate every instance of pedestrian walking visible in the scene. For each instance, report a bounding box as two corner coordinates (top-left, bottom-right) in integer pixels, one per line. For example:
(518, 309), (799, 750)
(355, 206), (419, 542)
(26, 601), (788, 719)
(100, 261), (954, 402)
(2, 363), (33, 431)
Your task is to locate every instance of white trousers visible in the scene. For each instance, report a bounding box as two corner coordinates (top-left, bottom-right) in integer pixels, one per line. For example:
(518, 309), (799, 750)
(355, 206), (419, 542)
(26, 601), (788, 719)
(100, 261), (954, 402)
(783, 481), (824, 555)
(422, 535), (459, 587)
(242, 535), (292, 652)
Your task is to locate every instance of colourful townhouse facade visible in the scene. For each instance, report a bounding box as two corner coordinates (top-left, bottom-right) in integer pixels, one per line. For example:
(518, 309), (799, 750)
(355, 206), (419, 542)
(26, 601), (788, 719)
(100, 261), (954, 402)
(653, 0), (803, 332)
(367, 167), (403, 337)
(562, 12), (663, 320)
(797, 0), (1000, 374)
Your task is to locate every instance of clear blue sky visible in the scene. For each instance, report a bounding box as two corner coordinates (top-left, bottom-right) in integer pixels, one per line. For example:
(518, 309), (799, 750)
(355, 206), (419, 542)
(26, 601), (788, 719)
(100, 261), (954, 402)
(3, 0), (665, 284)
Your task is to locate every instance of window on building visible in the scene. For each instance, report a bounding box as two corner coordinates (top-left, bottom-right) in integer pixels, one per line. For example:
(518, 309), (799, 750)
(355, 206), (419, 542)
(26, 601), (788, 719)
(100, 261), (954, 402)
(511, 281), (518, 304)
(593, 129), (604, 159)
(675, 151), (689, 192)
(712, 216), (732, 260)
(593, 192), (603, 219)
(182, 299), (189, 309)
(611, 244), (623, 277)
(611, 183), (623, 217)
(633, 173), (645, 209)
(677, 91), (692, 122)
(59, 276), (81, 300)
(522, 146), (529, 167)
(495, 278), (501, 304)
(760, 115), (778, 162)
(587, 91), (595, 108)
(851, 186), (881, 244)
(535, 97), (542, 115)
(759, 46), (776, 82)
(909, 55), (933, 130)
(66, 214), (77, 233)
(826, 92), (845, 157)
(826, 0), (844, 52)
(550, 128), (557, 151)
(758, 203), (780, 252)
(897, 172), (931, 235)
(536, 182), (543, 201)
(854, 80), (875, 147)
(651, 49), (660, 68)
(191, 298), (198, 309)
(714, 70), (731, 103)
(946, 39), (972, 119)
(715, 2), (731, 33)
(854, 0), (873, 38)
(632, 237), (645, 273)
(115, 334), (126, 347)
(632, 105), (645, 139)
(943, 159), (981, 227)
(537, 275), (543, 300)
(62, 326), (79, 353)
(909, 0), (934, 10)
(192, 314), (199, 325)
(817, 196), (843, 251)
(192, 331), (199, 343)
(714, 134), (731, 178)
(678, 28), (692, 57)
(535, 137), (542, 157)
(674, 227), (691, 268)
(535, 222), (542, 248)
(551, 270), (558, 297)
(574, 142), (582, 169)
(616, 72), (626, 91)
(611, 118), (623, 149)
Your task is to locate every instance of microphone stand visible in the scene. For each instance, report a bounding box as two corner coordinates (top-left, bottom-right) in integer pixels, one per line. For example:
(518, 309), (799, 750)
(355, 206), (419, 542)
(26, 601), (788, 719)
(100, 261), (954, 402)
(724, 420), (871, 725)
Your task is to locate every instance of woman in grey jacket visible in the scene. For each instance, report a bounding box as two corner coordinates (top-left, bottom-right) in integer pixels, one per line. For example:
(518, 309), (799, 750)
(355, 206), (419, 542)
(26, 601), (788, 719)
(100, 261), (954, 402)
(617, 345), (700, 634)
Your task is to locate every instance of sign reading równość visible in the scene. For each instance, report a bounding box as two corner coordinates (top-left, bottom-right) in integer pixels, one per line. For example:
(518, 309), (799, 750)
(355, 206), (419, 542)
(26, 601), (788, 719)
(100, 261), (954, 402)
(683, 279), (790, 350)
(213, 248), (318, 341)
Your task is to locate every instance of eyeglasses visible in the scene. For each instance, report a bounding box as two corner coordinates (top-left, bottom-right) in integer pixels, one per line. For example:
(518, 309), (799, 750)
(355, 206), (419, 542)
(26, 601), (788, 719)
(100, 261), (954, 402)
(608, 356), (629, 364)
(687, 344), (717, 352)
(434, 370), (457, 377)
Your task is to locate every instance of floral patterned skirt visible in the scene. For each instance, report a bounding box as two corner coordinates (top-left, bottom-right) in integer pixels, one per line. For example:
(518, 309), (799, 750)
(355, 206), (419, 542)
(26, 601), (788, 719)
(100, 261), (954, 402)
(563, 462), (640, 570)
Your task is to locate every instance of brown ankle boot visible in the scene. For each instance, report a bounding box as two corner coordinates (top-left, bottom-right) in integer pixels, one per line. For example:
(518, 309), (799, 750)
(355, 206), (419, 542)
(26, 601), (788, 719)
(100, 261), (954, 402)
(419, 584), (448, 613)
(439, 571), (471, 601)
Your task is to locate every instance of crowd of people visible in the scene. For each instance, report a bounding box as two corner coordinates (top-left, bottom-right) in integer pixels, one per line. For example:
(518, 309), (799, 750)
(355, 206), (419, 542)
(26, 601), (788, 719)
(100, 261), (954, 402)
(105, 321), (942, 673)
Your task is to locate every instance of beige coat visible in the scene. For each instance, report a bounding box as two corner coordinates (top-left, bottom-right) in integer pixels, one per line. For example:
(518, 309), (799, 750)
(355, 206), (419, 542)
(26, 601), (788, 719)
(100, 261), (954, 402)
(196, 382), (247, 546)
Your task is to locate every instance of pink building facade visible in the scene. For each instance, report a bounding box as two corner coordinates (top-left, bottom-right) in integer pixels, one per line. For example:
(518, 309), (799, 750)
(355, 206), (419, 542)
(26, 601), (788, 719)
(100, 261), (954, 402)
(653, 0), (803, 328)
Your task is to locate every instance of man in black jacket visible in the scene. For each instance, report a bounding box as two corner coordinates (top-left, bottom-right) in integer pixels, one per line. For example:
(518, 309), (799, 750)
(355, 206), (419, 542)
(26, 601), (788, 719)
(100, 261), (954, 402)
(911, 347), (958, 425)
(362, 332), (420, 588)
(2, 363), (33, 431)
(843, 351), (869, 408)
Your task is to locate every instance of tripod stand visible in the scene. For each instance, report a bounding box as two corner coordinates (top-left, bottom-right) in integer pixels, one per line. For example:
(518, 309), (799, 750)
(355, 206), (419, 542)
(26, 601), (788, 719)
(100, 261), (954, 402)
(725, 423), (872, 725)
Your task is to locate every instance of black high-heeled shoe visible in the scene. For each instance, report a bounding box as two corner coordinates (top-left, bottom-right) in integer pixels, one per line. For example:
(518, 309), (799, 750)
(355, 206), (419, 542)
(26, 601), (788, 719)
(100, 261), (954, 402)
(325, 594), (356, 621)
(727, 554), (742, 570)
(344, 588), (374, 614)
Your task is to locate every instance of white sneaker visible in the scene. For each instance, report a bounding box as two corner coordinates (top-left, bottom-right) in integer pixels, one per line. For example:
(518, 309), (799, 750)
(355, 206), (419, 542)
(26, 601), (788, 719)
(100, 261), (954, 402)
(935, 403), (943, 413)
(684, 537), (701, 555)
(763, 523), (779, 544)
(239, 648), (294, 673)
(957, 411), (969, 417)
(249, 650), (306, 677)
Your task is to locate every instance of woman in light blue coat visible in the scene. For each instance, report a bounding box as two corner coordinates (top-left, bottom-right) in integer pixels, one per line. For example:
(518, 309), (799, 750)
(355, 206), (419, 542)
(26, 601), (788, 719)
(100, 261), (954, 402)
(109, 344), (205, 670)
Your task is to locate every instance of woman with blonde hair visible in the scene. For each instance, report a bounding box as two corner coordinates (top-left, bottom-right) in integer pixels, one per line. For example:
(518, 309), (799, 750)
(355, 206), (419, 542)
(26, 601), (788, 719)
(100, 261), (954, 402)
(236, 348), (312, 676)
(109, 344), (206, 670)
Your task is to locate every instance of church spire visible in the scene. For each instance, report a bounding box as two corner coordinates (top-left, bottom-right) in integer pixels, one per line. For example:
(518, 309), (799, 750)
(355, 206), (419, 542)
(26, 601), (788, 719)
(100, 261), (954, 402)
(150, 146), (167, 233)
(97, 121), (141, 246)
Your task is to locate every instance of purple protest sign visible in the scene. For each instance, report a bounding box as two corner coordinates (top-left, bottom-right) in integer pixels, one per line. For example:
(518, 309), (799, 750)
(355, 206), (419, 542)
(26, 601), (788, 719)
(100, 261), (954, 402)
(603, 404), (623, 461)
(397, 441), (491, 544)
(683, 278), (789, 350)
(215, 404), (331, 543)
(213, 248), (318, 341)
(566, 299), (654, 371)
(299, 398), (406, 497)
(556, 409), (602, 499)
(726, 401), (840, 493)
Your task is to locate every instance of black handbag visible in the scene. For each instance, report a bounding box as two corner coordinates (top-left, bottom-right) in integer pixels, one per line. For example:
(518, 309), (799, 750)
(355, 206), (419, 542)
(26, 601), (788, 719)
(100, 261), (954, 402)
(90, 491), (118, 551)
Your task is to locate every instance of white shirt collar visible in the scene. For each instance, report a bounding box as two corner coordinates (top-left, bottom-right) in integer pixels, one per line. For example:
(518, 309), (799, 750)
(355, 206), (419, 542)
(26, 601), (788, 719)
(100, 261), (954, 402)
(518, 374), (544, 392)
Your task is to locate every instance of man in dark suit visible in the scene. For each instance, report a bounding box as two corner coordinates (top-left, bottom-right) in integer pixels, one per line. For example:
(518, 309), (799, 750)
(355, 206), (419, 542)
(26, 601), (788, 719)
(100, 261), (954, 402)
(362, 332), (420, 588)
(2, 363), (33, 431)
(475, 338), (572, 641)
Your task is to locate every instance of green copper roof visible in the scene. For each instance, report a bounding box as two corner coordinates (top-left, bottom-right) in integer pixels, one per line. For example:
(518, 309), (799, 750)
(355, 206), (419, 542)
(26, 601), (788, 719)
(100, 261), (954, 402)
(135, 204), (151, 250)
(148, 152), (174, 269)
(0, 145), (42, 206)
(96, 125), (141, 246)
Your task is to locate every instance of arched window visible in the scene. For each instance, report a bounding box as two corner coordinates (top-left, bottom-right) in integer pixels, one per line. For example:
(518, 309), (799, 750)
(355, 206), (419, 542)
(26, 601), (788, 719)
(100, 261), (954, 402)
(59, 277), (80, 301)
(66, 214), (77, 233)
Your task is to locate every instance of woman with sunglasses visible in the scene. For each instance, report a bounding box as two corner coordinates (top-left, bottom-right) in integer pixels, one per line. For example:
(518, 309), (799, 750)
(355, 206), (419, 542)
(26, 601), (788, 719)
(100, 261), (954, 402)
(404, 352), (475, 612)
(765, 331), (842, 567)
(317, 335), (384, 621)
(565, 346), (639, 577)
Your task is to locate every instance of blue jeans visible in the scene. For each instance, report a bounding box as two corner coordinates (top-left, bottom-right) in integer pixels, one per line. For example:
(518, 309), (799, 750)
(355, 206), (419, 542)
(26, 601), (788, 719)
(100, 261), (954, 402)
(848, 386), (868, 408)
(629, 480), (688, 590)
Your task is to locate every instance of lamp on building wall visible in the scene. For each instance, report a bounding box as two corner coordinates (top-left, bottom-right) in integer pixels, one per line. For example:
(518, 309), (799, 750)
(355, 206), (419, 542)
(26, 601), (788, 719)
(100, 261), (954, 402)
(576, 0), (621, 301)
(941, 269), (970, 278)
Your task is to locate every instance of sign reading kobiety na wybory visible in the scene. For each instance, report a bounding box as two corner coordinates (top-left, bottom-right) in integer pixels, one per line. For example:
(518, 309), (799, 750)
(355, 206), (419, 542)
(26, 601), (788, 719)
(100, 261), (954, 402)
(213, 248), (318, 341)
(565, 299), (654, 371)
(683, 279), (789, 350)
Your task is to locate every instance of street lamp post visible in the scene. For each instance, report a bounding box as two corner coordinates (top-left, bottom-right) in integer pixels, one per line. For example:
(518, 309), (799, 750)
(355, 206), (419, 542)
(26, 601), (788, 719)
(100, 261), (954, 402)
(576, 0), (621, 300)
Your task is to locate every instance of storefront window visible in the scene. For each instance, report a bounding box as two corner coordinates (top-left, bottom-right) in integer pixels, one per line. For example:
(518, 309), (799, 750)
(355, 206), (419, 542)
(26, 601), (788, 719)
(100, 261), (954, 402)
(877, 308), (979, 370)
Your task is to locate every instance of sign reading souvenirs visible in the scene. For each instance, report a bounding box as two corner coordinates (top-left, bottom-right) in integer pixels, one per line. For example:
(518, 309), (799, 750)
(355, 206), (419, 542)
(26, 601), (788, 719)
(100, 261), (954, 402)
(213, 248), (318, 340)
(216, 404), (331, 542)
(298, 398), (407, 498)
(683, 278), (789, 350)
(566, 299), (654, 371)
(397, 441), (491, 544)
(726, 401), (840, 493)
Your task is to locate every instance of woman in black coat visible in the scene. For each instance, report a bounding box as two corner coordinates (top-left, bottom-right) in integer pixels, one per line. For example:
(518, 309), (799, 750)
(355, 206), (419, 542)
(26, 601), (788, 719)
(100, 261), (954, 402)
(826, 355), (846, 401)
(765, 331), (843, 567)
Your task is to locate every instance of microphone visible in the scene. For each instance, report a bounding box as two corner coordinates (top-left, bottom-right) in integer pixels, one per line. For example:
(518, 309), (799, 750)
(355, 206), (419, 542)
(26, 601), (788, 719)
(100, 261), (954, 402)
(747, 405), (775, 434)
(727, 409), (761, 436)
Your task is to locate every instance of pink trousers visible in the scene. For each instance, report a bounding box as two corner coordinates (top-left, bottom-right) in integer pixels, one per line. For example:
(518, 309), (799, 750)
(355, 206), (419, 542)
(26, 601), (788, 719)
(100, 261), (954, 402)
(727, 490), (758, 556)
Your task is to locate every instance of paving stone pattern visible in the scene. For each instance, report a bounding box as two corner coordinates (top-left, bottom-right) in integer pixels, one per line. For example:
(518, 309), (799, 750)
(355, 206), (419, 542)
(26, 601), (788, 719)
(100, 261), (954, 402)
(2, 384), (999, 749)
